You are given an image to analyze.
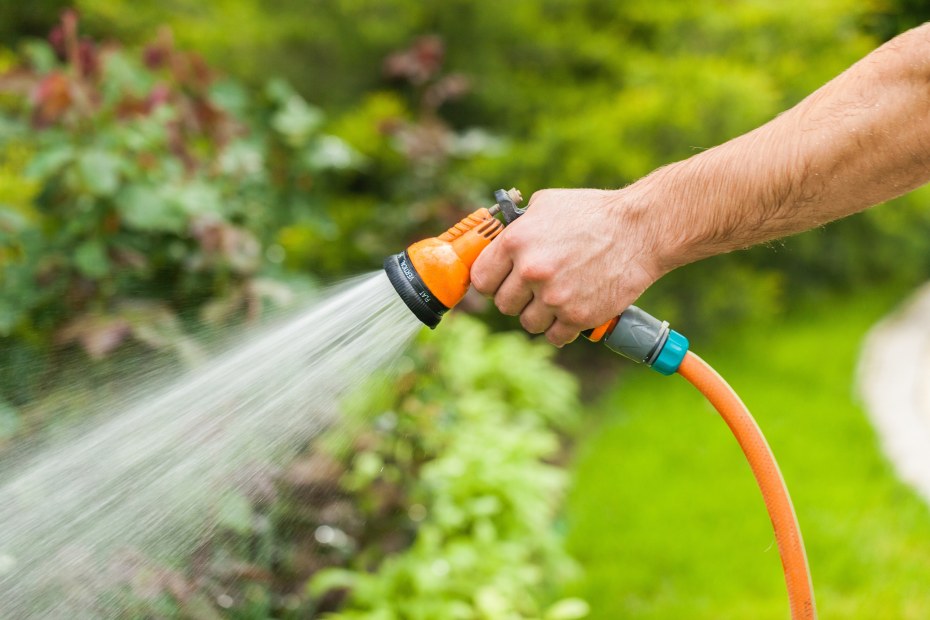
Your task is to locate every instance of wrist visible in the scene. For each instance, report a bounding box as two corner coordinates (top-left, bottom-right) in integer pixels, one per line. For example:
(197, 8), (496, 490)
(608, 163), (706, 279)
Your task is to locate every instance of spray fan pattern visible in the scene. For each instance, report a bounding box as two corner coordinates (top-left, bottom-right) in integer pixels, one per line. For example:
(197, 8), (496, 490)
(0, 273), (421, 618)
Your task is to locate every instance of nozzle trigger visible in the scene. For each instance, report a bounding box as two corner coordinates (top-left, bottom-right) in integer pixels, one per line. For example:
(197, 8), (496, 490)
(493, 188), (526, 225)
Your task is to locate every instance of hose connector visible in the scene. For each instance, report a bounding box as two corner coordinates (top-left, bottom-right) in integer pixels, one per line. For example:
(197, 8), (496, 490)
(603, 305), (689, 375)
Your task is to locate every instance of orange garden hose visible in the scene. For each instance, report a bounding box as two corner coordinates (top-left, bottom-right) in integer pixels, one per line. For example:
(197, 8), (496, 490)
(677, 351), (817, 620)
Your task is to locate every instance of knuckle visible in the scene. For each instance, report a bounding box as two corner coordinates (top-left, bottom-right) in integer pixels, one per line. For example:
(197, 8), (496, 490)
(546, 324), (579, 348)
(499, 232), (523, 253)
(546, 330), (566, 347)
(560, 305), (591, 327)
(540, 287), (569, 308)
(495, 296), (519, 317)
(519, 313), (546, 334)
(519, 318), (539, 334)
(517, 262), (553, 283)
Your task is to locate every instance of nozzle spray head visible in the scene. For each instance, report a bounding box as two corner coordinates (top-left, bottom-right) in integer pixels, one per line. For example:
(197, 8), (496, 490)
(383, 193), (518, 328)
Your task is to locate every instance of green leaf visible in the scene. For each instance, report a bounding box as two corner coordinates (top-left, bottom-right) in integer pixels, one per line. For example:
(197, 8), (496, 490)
(0, 400), (19, 440)
(216, 492), (253, 534)
(22, 41), (57, 73)
(210, 78), (249, 116)
(0, 300), (20, 336)
(25, 145), (73, 180)
(74, 241), (110, 279)
(78, 149), (122, 197)
(272, 95), (323, 147)
(264, 77), (296, 104)
(218, 140), (265, 177)
(172, 181), (221, 217)
(353, 451), (383, 482)
(116, 185), (186, 233)
(0, 206), (30, 234)
(307, 568), (358, 598)
(545, 598), (590, 620)
(303, 135), (362, 170)
(101, 50), (152, 98)
(0, 116), (27, 141)
(471, 495), (502, 516)
(475, 587), (511, 617)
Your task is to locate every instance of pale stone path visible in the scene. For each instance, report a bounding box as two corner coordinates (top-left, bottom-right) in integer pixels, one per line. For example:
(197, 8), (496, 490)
(858, 283), (930, 505)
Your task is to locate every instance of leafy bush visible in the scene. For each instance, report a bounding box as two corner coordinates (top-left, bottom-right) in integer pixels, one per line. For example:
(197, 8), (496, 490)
(310, 315), (584, 620)
(273, 34), (505, 279)
(0, 13), (365, 414)
(0, 16), (501, 364)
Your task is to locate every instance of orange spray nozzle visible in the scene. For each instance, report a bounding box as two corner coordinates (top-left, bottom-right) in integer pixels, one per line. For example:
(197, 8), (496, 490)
(408, 208), (504, 307)
(383, 206), (504, 328)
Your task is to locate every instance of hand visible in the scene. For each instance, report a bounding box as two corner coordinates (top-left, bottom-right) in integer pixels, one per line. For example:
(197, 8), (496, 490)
(471, 187), (666, 346)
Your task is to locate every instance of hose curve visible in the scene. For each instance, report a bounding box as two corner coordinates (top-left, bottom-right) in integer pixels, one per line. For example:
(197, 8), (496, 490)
(677, 351), (816, 620)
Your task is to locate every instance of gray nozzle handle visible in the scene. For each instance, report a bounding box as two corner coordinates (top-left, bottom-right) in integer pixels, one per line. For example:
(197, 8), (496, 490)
(494, 188), (526, 225)
(602, 305), (670, 365)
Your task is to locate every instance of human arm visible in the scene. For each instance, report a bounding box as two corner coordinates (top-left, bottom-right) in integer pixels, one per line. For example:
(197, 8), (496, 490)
(471, 23), (930, 346)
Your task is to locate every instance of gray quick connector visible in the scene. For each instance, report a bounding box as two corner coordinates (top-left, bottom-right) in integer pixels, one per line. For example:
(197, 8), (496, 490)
(602, 305), (670, 366)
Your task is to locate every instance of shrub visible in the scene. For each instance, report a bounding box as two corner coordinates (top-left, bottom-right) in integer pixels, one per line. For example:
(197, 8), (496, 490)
(0, 19), (501, 373)
(309, 315), (585, 619)
(0, 13), (362, 415)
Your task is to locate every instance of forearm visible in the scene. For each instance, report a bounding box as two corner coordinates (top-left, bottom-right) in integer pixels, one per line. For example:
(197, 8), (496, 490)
(632, 23), (930, 272)
(472, 23), (930, 345)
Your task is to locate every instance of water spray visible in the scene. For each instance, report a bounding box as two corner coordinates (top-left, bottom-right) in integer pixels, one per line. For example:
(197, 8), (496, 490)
(384, 189), (817, 619)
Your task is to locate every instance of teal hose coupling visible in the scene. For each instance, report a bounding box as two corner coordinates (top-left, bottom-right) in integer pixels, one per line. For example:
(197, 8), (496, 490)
(602, 305), (689, 375)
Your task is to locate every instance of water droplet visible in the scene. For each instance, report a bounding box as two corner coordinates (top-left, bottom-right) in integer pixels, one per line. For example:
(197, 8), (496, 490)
(315, 525), (335, 544)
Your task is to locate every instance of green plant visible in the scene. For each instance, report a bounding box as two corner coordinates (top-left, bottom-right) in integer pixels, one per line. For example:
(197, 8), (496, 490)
(306, 315), (587, 620)
(1, 15), (261, 347)
(274, 35), (505, 278)
(0, 13), (362, 417)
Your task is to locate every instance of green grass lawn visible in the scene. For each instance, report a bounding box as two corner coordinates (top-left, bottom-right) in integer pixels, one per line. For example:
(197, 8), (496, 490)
(564, 290), (930, 619)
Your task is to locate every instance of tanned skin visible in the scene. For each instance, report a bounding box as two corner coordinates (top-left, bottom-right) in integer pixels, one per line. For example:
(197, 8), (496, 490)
(472, 24), (930, 346)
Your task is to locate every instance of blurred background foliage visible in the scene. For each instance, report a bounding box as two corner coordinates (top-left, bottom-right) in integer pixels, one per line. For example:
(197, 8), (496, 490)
(1, 0), (930, 618)
(44, 0), (930, 330)
(70, 0), (930, 332)
(5, 0), (930, 361)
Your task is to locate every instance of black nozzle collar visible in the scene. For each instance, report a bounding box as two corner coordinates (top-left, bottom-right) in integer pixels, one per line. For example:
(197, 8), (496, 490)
(383, 250), (447, 328)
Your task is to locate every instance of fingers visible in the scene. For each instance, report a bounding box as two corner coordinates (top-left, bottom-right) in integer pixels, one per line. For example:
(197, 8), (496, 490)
(471, 237), (512, 296)
(493, 273), (534, 316)
(519, 298), (556, 334)
(545, 320), (581, 348)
